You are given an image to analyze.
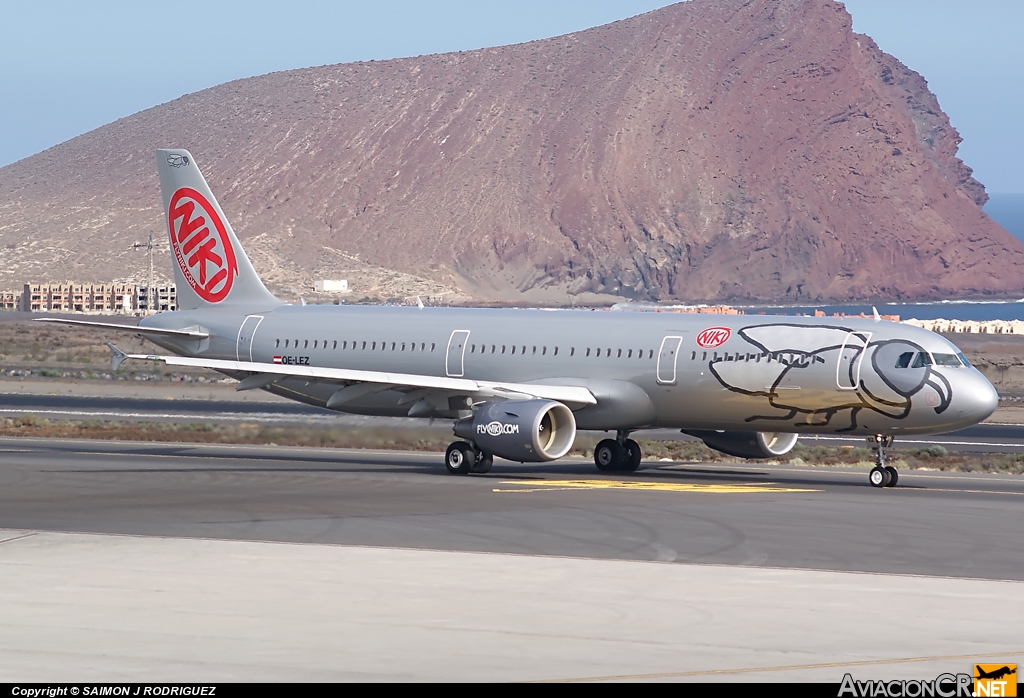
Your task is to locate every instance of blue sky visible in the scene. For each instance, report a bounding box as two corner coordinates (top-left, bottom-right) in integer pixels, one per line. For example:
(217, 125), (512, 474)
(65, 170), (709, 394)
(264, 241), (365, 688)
(2, 1), (1022, 192)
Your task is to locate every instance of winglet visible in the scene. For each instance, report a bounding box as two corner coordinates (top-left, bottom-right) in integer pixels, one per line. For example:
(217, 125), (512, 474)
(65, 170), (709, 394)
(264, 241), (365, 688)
(416, 296), (424, 309)
(872, 306), (881, 322)
(107, 343), (128, 371)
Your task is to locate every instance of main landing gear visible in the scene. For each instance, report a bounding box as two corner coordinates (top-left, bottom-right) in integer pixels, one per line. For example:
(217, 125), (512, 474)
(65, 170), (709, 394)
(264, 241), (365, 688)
(445, 441), (493, 475)
(594, 431), (642, 473)
(868, 434), (898, 488)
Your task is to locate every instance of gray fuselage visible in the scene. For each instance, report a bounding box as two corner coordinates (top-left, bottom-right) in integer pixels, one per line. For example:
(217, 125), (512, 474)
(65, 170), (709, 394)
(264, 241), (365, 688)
(142, 304), (998, 437)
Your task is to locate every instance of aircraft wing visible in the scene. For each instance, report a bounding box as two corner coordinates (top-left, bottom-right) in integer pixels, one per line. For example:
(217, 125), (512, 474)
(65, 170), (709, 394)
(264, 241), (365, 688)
(35, 318), (210, 339)
(109, 345), (597, 408)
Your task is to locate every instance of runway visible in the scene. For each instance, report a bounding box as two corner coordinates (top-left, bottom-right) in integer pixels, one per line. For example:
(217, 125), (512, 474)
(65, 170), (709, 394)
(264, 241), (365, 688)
(2, 438), (1023, 681)
(5, 391), (1024, 451)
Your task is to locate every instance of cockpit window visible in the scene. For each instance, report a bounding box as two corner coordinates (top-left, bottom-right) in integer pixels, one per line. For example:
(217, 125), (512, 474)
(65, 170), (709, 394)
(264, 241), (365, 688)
(894, 352), (914, 369)
(933, 353), (962, 367)
(957, 352), (972, 368)
(911, 352), (934, 369)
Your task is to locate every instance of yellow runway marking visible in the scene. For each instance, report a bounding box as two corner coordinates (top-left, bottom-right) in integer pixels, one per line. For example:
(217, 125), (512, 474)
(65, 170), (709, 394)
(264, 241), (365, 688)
(493, 479), (818, 494)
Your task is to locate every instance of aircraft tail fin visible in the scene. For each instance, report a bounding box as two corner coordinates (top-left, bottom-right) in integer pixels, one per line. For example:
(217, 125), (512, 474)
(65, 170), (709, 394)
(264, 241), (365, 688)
(156, 149), (282, 311)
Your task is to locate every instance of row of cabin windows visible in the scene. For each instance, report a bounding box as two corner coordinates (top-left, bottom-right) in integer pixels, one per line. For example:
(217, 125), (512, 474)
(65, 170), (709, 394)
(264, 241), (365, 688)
(690, 350), (826, 368)
(276, 339), (437, 352)
(272, 337), (656, 360)
(469, 345), (655, 359)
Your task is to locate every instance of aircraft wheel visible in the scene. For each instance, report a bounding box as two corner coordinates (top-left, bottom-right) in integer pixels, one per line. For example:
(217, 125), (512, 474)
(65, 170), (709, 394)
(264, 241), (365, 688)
(445, 441), (475, 475)
(621, 439), (642, 472)
(884, 466), (899, 487)
(869, 466), (890, 488)
(594, 439), (623, 472)
(471, 453), (493, 474)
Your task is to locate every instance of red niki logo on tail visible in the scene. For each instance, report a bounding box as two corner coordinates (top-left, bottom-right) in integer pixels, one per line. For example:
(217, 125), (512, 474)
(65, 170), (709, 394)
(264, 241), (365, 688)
(167, 187), (238, 303)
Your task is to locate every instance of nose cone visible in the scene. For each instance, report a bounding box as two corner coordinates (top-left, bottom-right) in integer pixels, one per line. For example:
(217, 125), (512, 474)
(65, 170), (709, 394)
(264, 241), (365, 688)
(958, 372), (999, 424)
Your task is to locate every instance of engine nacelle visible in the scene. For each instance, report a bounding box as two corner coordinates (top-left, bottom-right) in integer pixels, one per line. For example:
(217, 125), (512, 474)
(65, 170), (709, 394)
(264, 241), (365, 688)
(454, 399), (576, 462)
(685, 430), (799, 459)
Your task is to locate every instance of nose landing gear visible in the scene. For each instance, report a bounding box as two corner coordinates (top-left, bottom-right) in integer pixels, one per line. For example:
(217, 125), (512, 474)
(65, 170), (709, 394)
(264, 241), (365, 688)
(868, 434), (898, 488)
(594, 431), (642, 473)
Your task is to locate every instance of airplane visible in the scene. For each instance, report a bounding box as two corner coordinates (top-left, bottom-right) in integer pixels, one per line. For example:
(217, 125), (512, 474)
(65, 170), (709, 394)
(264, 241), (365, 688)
(39, 149), (1000, 488)
(975, 666), (1016, 681)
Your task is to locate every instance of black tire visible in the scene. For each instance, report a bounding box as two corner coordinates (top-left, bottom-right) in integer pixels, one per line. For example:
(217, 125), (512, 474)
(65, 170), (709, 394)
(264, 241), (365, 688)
(471, 453), (493, 474)
(622, 439), (642, 472)
(594, 439), (623, 472)
(445, 442), (474, 475)
(869, 466), (889, 488)
(884, 466), (898, 487)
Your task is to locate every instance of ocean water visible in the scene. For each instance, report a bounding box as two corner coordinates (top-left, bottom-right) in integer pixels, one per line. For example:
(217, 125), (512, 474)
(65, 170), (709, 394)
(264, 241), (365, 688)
(735, 302), (1024, 322)
(732, 194), (1024, 321)
(986, 193), (1024, 244)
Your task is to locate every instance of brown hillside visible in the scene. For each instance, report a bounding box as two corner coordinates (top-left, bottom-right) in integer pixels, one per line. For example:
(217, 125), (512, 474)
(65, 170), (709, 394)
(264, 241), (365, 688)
(0, 0), (1021, 303)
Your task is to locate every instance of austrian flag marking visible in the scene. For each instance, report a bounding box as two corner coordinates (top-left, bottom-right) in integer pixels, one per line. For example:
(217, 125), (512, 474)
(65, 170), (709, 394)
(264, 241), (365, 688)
(167, 187), (238, 303)
(696, 327), (731, 348)
(273, 356), (283, 364)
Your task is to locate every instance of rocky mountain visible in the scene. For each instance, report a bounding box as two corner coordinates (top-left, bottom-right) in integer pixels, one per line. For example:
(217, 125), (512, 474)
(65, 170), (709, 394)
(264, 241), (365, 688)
(1, 0), (1021, 304)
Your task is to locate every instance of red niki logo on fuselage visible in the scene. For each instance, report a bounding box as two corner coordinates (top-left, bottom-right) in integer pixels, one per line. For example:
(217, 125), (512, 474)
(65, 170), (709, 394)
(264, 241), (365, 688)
(696, 326), (731, 348)
(167, 187), (238, 303)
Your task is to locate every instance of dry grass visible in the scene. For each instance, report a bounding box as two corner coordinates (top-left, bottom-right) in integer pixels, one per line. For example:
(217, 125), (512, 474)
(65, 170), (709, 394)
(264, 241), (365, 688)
(2, 416), (1023, 474)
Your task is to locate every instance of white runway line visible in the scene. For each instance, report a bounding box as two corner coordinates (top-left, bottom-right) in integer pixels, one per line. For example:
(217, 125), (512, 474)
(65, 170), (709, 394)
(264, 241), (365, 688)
(0, 529), (1021, 682)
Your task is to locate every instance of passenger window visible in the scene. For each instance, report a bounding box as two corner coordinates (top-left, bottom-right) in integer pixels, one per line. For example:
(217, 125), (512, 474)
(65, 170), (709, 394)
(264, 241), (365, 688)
(933, 353), (961, 367)
(702, 352), (707, 361)
(361, 341), (366, 350)
(510, 346), (515, 354)
(421, 343), (426, 351)
(586, 348), (591, 357)
(532, 346), (537, 355)
(895, 352), (914, 369)
(313, 341), (318, 349)
(275, 339), (280, 348)
(648, 350), (654, 359)
(570, 347), (575, 356)
(553, 347), (558, 356)
(543, 347), (547, 355)
(401, 343), (406, 351)
(391, 342), (396, 351)
(502, 345), (506, 354)
(372, 342), (376, 350)
(431, 343), (436, 351)
(690, 351), (694, 360)
(303, 340), (308, 349)
(911, 352), (933, 368)
(333, 341), (337, 349)
(617, 349), (621, 358)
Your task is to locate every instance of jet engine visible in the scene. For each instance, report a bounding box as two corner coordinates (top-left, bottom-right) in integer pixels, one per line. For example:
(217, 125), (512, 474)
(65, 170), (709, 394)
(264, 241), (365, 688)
(454, 399), (576, 462)
(684, 430), (799, 459)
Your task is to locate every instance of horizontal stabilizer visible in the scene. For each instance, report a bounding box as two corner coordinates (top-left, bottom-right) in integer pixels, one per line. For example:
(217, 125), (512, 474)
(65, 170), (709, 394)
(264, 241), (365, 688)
(107, 343), (128, 371)
(35, 318), (209, 339)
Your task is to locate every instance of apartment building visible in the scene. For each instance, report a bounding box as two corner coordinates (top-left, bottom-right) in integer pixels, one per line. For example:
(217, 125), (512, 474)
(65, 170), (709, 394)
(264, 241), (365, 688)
(135, 284), (177, 313)
(19, 283), (137, 313)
